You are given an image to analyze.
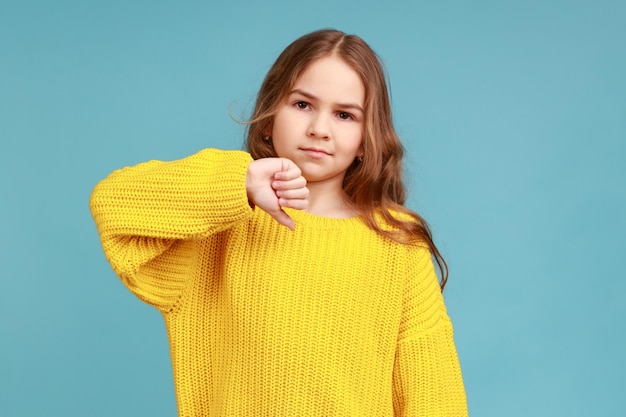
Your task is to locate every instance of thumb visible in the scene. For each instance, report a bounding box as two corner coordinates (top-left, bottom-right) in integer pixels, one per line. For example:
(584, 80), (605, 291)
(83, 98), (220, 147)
(268, 207), (295, 231)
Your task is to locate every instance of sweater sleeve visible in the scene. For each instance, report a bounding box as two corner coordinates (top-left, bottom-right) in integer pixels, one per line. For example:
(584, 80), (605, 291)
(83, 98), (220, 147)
(392, 246), (468, 416)
(89, 148), (254, 312)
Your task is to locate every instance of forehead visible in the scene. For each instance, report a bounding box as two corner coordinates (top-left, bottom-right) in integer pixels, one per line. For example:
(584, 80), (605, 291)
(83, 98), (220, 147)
(291, 56), (365, 105)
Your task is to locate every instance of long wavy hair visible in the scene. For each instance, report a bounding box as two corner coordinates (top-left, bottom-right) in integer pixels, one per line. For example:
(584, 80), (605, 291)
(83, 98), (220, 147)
(244, 29), (448, 289)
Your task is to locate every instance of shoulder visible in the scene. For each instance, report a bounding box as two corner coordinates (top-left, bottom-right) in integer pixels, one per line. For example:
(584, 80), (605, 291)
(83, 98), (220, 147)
(368, 206), (430, 245)
(373, 205), (421, 229)
(366, 211), (432, 265)
(371, 209), (436, 277)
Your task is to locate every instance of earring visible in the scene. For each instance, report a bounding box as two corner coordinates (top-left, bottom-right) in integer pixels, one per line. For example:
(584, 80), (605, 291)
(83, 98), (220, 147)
(263, 135), (272, 143)
(357, 154), (364, 162)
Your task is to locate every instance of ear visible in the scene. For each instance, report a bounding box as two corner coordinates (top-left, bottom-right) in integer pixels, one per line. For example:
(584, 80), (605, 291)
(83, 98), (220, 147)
(263, 120), (274, 137)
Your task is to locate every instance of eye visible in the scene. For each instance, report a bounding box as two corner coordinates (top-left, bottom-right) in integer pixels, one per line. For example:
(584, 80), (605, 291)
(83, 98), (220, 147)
(295, 101), (310, 110)
(337, 111), (354, 120)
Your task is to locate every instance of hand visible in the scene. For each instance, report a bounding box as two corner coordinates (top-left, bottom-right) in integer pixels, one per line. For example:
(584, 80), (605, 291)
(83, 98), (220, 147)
(246, 158), (309, 230)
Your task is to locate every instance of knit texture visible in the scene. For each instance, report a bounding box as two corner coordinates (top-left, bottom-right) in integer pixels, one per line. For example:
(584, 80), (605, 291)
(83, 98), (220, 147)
(90, 148), (468, 416)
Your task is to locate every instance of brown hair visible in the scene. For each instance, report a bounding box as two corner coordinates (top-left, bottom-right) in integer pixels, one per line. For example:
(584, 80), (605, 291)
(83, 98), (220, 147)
(244, 29), (448, 290)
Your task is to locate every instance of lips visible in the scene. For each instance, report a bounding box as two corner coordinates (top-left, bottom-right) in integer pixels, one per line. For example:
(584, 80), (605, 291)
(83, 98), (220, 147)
(300, 147), (331, 157)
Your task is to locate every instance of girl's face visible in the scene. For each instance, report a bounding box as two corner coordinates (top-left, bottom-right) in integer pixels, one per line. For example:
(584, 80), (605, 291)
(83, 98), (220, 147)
(270, 56), (364, 189)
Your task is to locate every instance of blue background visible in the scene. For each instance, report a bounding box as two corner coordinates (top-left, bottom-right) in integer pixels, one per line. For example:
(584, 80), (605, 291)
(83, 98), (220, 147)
(2, 1), (624, 416)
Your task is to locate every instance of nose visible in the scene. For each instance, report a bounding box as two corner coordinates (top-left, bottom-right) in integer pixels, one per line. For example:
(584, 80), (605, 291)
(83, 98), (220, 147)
(307, 113), (331, 140)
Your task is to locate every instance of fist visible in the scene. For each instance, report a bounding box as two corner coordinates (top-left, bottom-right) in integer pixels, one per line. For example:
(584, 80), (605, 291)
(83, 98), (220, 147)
(246, 158), (309, 230)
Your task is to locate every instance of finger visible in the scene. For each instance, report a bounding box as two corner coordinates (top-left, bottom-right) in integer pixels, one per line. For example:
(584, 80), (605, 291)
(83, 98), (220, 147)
(275, 187), (309, 200)
(279, 197), (308, 210)
(268, 209), (295, 231)
(274, 171), (301, 181)
(272, 176), (307, 191)
(274, 160), (302, 181)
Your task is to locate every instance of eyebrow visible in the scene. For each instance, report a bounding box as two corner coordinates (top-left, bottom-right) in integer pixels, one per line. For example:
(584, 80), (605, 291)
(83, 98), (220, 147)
(289, 89), (364, 113)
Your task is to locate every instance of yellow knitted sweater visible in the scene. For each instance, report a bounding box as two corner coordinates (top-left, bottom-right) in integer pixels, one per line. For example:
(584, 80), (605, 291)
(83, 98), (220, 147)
(90, 148), (467, 416)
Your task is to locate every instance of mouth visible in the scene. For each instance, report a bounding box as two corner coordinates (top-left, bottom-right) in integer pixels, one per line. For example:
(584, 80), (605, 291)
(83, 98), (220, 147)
(300, 147), (331, 158)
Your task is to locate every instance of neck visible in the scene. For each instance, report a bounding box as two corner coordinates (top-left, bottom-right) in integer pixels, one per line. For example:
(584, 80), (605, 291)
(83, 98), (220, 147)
(304, 180), (360, 218)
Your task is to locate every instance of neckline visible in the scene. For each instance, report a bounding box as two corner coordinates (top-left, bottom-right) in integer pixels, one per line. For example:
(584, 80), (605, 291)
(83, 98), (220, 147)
(284, 208), (364, 230)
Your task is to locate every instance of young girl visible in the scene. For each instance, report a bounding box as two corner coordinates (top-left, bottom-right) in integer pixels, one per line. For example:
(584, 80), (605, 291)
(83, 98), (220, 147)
(90, 29), (467, 416)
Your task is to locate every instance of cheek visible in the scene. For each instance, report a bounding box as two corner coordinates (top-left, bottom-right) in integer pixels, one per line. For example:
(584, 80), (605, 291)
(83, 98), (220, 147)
(270, 114), (293, 155)
(271, 109), (296, 137)
(270, 115), (286, 144)
(348, 126), (364, 150)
